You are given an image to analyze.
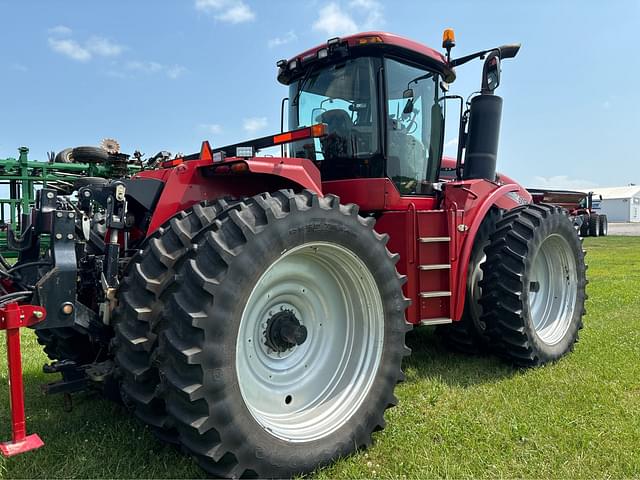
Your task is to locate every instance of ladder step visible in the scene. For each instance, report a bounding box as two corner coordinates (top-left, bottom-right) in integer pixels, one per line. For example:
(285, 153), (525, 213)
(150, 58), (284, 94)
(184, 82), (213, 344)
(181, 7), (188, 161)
(420, 318), (453, 326)
(419, 291), (452, 298)
(418, 264), (451, 271)
(418, 236), (451, 243)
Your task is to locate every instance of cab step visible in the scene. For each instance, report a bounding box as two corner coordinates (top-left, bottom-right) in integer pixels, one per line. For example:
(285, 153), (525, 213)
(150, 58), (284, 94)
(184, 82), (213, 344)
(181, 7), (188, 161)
(419, 291), (452, 298)
(419, 318), (453, 326)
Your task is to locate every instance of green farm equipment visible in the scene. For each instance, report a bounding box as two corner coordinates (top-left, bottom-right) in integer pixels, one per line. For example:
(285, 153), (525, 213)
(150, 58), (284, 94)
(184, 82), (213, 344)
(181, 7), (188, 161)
(0, 146), (140, 257)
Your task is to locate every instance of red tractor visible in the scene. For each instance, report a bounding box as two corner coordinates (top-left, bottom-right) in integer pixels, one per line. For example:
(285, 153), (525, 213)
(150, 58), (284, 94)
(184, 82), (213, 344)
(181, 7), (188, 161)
(1, 30), (587, 477)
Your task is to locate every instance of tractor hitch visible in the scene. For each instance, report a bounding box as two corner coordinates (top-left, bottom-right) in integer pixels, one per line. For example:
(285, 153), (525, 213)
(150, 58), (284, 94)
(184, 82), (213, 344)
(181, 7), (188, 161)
(0, 302), (46, 457)
(41, 359), (117, 411)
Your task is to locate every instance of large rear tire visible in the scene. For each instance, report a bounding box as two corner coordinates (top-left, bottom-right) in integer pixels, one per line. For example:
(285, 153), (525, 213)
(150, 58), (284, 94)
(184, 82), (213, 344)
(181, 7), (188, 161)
(158, 190), (409, 478)
(112, 199), (236, 442)
(479, 204), (587, 366)
(437, 209), (501, 353)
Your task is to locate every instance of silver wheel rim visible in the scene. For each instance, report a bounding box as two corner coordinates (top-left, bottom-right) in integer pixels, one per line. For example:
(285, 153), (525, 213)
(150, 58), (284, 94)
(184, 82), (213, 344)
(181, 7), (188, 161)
(236, 241), (384, 442)
(529, 234), (577, 345)
(469, 252), (487, 330)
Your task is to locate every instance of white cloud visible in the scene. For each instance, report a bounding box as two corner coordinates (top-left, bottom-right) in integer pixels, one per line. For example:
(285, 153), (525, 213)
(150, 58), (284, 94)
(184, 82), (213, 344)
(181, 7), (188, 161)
(313, 3), (358, 37)
(48, 25), (72, 36)
(195, 0), (255, 23)
(125, 61), (186, 79)
(166, 65), (187, 79)
(349, 0), (384, 30)
(48, 28), (124, 62)
(48, 37), (91, 61)
(243, 117), (268, 133)
(313, 1), (384, 37)
(268, 30), (297, 48)
(199, 123), (223, 135)
(86, 36), (125, 57)
(444, 137), (458, 152)
(10, 64), (28, 72)
(530, 175), (598, 190)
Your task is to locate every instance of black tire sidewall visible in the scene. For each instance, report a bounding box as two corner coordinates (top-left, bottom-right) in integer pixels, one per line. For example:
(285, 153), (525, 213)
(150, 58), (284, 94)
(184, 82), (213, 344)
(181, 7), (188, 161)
(189, 202), (406, 474)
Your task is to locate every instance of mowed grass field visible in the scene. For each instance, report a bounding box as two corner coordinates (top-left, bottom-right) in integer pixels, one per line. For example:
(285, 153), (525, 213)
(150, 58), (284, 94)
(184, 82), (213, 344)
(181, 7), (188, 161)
(1, 236), (639, 478)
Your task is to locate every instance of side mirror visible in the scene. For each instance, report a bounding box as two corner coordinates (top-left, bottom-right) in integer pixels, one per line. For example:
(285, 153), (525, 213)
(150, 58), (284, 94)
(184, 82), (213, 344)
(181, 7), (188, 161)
(481, 53), (501, 94)
(402, 88), (414, 114)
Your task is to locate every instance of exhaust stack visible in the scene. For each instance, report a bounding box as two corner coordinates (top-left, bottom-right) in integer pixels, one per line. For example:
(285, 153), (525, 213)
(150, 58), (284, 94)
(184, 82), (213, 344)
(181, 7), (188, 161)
(462, 94), (502, 181)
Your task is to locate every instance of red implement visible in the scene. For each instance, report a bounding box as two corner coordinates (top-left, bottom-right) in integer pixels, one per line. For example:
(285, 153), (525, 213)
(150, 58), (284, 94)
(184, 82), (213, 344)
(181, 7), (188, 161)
(0, 302), (46, 457)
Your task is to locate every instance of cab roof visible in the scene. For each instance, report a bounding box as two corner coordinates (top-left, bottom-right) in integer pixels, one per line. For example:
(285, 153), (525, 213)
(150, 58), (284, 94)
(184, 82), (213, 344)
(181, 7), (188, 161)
(278, 31), (455, 84)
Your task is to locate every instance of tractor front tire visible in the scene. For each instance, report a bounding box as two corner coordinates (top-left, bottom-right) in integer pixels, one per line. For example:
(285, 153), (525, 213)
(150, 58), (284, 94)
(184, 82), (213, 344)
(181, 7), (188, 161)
(159, 190), (409, 478)
(480, 204), (586, 367)
(437, 209), (501, 353)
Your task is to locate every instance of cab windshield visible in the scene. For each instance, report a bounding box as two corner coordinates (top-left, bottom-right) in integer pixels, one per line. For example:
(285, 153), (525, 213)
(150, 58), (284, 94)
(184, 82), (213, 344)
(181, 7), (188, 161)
(288, 57), (382, 180)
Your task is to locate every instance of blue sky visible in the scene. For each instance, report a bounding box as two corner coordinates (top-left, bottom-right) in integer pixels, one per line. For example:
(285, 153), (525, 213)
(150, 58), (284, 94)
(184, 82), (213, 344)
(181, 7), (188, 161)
(1, 0), (638, 189)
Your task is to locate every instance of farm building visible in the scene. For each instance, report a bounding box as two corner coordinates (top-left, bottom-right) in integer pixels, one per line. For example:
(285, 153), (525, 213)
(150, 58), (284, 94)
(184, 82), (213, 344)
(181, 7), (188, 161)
(590, 186), (640, 222)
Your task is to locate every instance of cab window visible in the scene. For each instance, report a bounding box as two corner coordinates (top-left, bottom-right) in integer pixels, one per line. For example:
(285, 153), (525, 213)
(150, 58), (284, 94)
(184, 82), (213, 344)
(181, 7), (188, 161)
(385, 58), (443, 195)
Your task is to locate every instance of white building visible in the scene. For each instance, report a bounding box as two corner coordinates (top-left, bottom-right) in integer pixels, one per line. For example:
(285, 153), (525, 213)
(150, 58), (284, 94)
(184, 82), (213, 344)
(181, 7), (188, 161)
(591, 186), (640, 223)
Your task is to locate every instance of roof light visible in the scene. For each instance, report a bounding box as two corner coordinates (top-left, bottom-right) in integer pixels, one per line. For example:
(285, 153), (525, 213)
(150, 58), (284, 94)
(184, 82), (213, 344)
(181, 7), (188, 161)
(276, 59), (287, 68)
(288, 59), (298, 70)
(236, 146), (254, 158)
(356, 35), (383, 45)
(442, 28), (456, 49)
(317, 48), (328, 59)
(213, 151), (225, 163)
(327, 37), (340, 46)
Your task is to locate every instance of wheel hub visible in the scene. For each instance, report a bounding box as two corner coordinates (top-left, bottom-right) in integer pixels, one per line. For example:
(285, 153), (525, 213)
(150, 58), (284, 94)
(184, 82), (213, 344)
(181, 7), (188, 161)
(264, 309), (308, 352)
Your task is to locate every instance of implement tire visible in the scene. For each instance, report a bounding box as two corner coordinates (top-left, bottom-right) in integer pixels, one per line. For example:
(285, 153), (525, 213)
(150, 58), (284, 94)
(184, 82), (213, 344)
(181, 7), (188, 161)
(112, 199), (236, 442)
(479, 203), (587, 367)
(437, 209), (501, 353)
(598, 214), (608, 236)
(159, 190), (409, 478)
(588, 214), (598, 237)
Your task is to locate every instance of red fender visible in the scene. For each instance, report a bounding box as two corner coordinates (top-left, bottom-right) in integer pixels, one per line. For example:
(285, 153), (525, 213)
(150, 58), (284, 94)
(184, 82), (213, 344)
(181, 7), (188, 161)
(448, 183), (523, 320)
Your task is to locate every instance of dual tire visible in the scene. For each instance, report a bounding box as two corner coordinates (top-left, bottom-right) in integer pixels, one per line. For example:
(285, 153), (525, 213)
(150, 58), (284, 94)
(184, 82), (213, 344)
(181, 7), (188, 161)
(441, 203), (587, 367)
(112, 190), (409, 478)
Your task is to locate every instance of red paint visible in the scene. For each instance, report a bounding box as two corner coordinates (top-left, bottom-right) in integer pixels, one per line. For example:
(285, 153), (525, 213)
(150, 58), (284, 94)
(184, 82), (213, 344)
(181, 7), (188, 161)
(0, 303), (45, 457)
(285, 31), (449, 74)
(138, 153), (323, 234)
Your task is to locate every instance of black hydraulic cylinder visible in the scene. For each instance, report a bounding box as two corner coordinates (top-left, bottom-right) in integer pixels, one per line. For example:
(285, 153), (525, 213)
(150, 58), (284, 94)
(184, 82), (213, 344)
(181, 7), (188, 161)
(463, 94), (503, 181)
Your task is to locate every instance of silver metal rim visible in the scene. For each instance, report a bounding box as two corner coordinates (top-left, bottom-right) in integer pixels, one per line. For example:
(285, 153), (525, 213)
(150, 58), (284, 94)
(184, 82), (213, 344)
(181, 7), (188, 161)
(236, 241), (384, 443)
(469, 252), (487, 330)
(529, 234), (578, 345)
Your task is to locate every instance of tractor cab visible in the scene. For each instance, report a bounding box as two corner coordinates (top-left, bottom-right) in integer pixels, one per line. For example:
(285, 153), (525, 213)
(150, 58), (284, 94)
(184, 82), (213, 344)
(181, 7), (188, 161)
(279, 33), (452, 196)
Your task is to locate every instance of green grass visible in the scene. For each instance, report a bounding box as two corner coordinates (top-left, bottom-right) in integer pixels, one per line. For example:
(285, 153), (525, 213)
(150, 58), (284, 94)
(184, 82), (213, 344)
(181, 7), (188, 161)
(1, 237), (639, 478)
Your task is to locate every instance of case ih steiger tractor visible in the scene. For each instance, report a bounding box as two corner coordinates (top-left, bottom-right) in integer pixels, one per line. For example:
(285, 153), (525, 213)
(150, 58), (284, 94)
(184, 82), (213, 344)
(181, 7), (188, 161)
(1, 31), (587, 477)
